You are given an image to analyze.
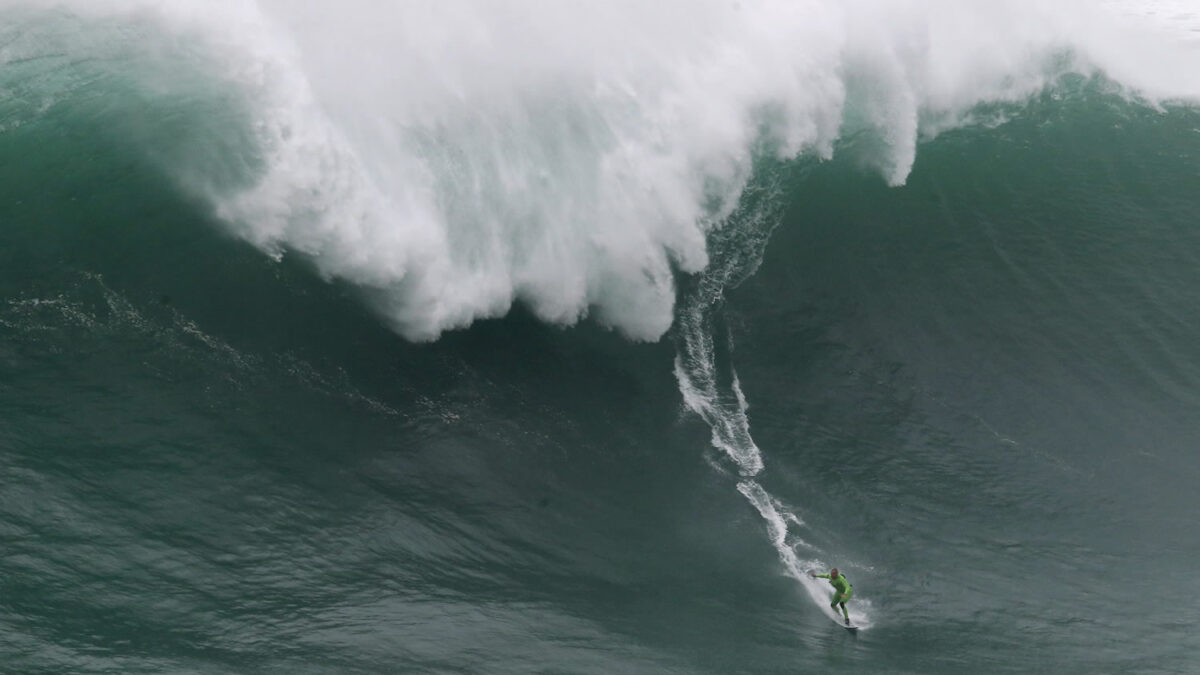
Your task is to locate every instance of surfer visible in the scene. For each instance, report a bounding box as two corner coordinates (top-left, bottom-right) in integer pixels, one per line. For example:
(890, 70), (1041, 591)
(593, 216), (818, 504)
(810, 568), (853, 625)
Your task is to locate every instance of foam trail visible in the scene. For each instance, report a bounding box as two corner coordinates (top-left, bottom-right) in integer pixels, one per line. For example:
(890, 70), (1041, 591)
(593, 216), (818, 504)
(671, 171), (791, 476)
(674, 315), (764, 476)
(738, 480), (872, 627)
(671, 167), (875, 622)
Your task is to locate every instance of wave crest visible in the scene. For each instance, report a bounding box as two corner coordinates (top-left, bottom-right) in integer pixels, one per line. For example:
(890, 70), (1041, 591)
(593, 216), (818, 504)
(9, 0), (1198, 340)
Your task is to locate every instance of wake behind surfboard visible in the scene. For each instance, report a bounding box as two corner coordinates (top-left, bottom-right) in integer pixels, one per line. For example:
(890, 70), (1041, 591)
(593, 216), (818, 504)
(834, 616), (859, 632)
(824, 607), (858, 631)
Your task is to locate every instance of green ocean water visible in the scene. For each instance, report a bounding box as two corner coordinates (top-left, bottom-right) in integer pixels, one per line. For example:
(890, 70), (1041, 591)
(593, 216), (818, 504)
(3, 4), (1200, 674)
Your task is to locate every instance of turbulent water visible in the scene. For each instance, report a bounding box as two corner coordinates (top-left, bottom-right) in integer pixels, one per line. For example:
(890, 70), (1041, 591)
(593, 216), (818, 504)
(3, 1), (1200, 673)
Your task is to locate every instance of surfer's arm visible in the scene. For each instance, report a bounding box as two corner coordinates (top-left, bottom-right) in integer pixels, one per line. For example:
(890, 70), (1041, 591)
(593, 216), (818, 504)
(811, 573), (830, 579)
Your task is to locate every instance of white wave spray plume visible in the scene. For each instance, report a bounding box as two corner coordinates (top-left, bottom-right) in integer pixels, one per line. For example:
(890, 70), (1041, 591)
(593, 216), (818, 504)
(223, 0), (1200, 341)
(10, 0), (1197, 341)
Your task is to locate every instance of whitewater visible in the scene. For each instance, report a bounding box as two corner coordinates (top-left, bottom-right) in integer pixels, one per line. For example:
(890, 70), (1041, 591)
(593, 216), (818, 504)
(4, 0), (1195, 342)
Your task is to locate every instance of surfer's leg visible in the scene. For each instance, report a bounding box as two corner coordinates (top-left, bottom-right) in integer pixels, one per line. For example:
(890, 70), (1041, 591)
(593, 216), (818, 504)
(831, 594), (849, 619)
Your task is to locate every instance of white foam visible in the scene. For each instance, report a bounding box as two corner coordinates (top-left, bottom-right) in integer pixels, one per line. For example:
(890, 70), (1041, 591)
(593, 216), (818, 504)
(18, 0), (1200, 340)
(673, 305), (764, 476)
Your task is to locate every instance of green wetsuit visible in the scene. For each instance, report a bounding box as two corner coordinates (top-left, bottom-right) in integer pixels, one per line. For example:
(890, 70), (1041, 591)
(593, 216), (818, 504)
(816, 573), (853, 618)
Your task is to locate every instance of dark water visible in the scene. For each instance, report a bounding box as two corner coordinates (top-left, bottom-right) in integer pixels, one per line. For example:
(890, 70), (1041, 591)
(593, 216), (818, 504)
(3, 5), (1200, 675)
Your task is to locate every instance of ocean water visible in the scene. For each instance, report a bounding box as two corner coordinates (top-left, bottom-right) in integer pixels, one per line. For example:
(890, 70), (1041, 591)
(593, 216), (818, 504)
(2, 2), (1199, 673)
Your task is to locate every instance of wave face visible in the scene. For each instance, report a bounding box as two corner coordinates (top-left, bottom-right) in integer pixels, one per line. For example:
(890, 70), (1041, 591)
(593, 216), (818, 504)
(3, 2), (1200, 674)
